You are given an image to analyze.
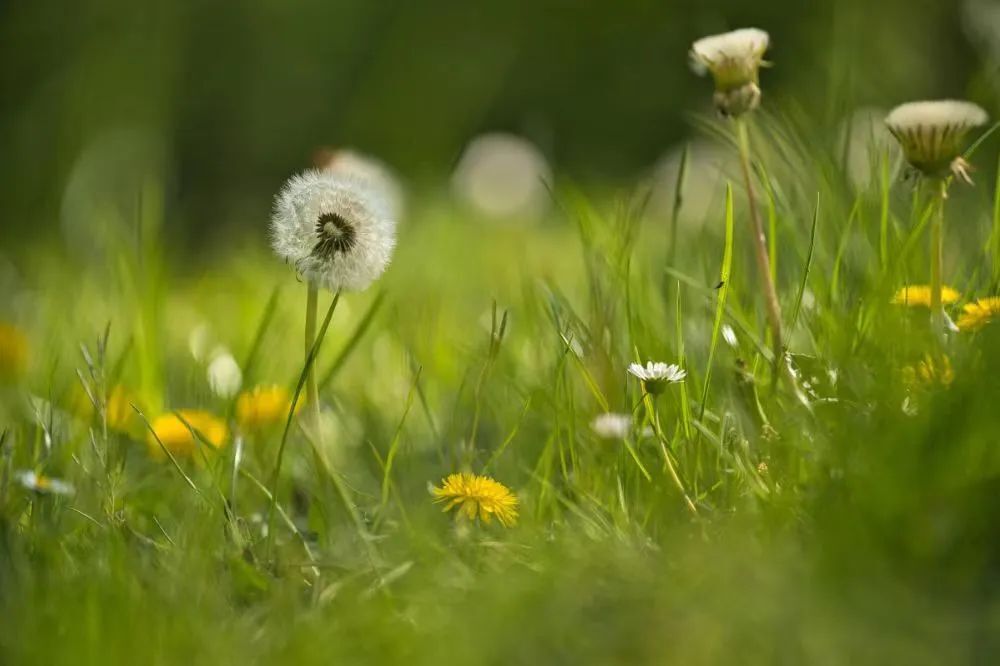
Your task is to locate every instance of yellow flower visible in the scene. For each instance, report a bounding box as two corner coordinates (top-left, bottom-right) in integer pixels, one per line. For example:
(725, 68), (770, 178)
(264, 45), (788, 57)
(74, 384), (142, 435)
(957, 297), (1000, 332)
(902, 354), (954, 390)
(891, 285), (961, 308)
(432, 472), (519, 527)
(236, 385), (298, 431)
(0, 322), (29, 381)
(147, 409), (228, 459)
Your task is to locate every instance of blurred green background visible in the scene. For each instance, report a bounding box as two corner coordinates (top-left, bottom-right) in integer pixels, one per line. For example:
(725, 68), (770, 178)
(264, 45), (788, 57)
(1, 0), (996, 247)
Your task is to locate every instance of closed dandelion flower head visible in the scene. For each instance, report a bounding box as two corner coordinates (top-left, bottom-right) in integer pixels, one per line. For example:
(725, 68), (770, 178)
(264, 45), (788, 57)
(147, 409), (228, 459)
(885, 101), (988, 180)
(690, 28), (769, 117)
(0, 322), (29, 381)
(271, 169), (397, 293)
(206, 349), (242, 399)
(891, 285), (961, 308)
(591, 412), (633, 440)
(315, 148), (404, 220)
(236, 385), (298, 432)
(432, 472), (518, 527)
(628, 361), (686, 395)
(957, 296), (1000, 331)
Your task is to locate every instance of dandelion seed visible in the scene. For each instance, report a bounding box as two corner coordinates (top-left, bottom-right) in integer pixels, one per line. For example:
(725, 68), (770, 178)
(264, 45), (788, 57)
(271, 169), (397, 293)
(0, 322), (29, 381)
(721, 324), (739, 348)
(628, 361), (686, 395)
(236, 385), (298, 432)
(432, 472), (518, 527)
(16, 470), (74, 496)
(885, 101), (988, 182)
(957, 296), (1000, 331)
(590, 412), (633, 439)
(891, 285), (961, 308)
(314, 147), (404, 220)
(147, 410), (228, 459)
(206, 348), (242, 399)
(690, 28), (770, 117)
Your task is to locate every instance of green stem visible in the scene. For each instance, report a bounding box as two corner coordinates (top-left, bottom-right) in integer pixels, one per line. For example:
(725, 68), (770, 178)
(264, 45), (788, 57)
(930, 179), (947, 335)
(735, 118), (784, 374)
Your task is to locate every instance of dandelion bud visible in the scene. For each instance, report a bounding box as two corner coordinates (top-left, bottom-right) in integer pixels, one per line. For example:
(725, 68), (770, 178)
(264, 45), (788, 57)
(207, 349), (242, 399)
(691, 28), (770, 117)
(271, 170), (397, 293)
(885, 101), (988, 181)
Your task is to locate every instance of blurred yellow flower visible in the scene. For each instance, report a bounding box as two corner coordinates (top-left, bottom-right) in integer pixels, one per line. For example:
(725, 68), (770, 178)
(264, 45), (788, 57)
(432, 472), (518, 527)
(957, 297), (1000, 332)
(902, 354), (954, 390)
(891, 285), (960, 308)
(236, 385), (298, 431)
(0, 322), (29, 381)
(147, 409), (228, 459)
(74, 384), (141, 435)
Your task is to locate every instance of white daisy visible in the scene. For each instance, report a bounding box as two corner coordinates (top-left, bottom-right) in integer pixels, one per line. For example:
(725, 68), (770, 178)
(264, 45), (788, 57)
(271, 170), (397, 292)
(885, 100), (988, 181)
(316, 148), (404, 220)
(590, 412), (633, 439)
(628, 361), (687, 394)
(690, 28), (770, 117)
(16, 470), (74, 496)
(207, 348), (242, 399)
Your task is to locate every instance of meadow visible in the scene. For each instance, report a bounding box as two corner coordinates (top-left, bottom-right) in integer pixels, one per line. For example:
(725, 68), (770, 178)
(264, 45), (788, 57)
(3, 20), (1000, 666)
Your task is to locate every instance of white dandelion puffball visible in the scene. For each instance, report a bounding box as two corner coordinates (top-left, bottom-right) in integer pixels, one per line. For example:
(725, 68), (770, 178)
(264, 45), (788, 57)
(721, 324), (739, 348)
(207, 349), (242, 399)
(271, 169), (397, 292)
(628, 361), (686, 395)
(316, 148), (405, 220)
(591, 413), (633, 440)
(885, 100), (988, 178)
(691, 28), (770, 117)
(452, 133), (552, 221)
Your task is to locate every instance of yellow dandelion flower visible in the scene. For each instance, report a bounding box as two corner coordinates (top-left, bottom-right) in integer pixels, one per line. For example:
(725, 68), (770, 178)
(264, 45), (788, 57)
(902, 354), (954, 390)
(74, 384), (142, 435)
(432, 472), (518, 527)
(236, 385), (298, 432)
(0, 322), (29, 381)
(957, 297), (1000, 332)
(891, 285), (961, 308)
(147, 409), (228, 459)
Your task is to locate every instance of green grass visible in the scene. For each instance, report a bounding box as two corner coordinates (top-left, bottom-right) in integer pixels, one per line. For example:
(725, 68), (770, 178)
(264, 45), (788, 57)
(2, 108), (1000, 664)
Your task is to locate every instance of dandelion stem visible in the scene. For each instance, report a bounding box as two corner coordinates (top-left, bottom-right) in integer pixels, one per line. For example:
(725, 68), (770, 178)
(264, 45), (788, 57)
(734, 118), (784, 374)
(305, 282), (320, 411)
(930, 178), (948, 336)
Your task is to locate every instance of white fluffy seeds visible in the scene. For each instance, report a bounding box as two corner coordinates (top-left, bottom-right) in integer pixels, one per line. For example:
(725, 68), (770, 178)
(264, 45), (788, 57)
(271, 170), (397, 292)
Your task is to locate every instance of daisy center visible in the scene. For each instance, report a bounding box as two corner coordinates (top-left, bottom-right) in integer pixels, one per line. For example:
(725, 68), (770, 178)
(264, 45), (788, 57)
(312, 213), (357, 258)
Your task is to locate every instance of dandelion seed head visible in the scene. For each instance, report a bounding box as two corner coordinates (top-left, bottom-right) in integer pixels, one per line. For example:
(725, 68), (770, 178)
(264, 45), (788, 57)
(271, 169), (397, 293)
(885, 100), (988, 178)
(591, 413), (633, 440)
(452, 133), (552, 221)
(432, 472), (518, 527)
(315, 148), (404, 220)
(691, 28), (769, 117)
(207, 349), (242, 399)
